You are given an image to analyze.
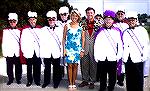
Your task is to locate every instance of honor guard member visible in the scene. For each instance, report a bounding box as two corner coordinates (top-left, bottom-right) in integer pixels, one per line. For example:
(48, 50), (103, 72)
(114, 8), (128, 32)
(94, 10), (123, 91)
(113, 9), (129, 86)
(58, 6), (70, 78)
(122, 11), (149, 91)
(95, 14), (104, 26)
(40, 10), (62, 88)
(21, 11), (42, 87)
(78, 7), (100, 89)
(2, 13), (22, 85)
(58, 6), (70, 28)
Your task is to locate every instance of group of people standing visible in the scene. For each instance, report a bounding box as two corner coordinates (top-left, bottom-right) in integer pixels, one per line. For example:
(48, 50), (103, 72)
(2, 6), (149, 91)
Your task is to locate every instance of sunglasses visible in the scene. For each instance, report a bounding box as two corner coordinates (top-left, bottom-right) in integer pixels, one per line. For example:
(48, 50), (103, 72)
(96, 18), (102, 20)
(60, 13), (68, 16)
(128, 19), (136, 22)
(117, 13), (124, 15)
(47, 17), (56, 21)
(9, 20), (17, 23)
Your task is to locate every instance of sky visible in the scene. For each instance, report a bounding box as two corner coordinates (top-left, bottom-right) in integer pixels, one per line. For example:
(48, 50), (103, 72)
(104, 0), (150, 14)
(68, 0), (150, 16)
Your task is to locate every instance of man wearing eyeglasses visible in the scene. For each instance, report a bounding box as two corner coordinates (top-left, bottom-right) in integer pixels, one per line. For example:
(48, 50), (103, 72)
(113, 9), (129, 86)
(21, 11), (42, 87)
(122, 11), (149, 91)
(95, 14), (104, 26)
(40, 10), (62, 88)
(57, 6), (71, 79)
(58, 6), (70, 28)
(94, 10), (123, 91)
(2, 13), (22, 85)
(114, 9), (129, 32)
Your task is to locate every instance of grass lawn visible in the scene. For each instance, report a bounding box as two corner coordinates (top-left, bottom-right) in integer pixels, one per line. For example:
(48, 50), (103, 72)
(144, 25), (150, 37)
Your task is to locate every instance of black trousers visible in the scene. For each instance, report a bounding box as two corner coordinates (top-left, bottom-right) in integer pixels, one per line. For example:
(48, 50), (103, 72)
(26, 53), (41, 84)
(125, 58), (144, 91)
(43, 57), (61, 87)
(6, 55), (22, 82)
(117, 73), (124, 83)
(98, 60), (117, 91)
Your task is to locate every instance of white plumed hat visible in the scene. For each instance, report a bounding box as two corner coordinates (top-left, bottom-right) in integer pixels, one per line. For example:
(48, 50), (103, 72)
(116, 6), (125, 13)
(8, 13), (18, 21)
(28, 11), (37, 18)
(59, 6), (69, 14)
(46, 10), (57, 18)
(126, 11), (138, 19)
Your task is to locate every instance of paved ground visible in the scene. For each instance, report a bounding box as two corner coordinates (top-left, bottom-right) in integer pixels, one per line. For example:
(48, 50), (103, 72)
(0, 57), (149, 91)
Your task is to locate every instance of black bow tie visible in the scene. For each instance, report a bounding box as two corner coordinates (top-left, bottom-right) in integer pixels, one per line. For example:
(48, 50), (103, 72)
(104, 26), (112, 29)
(128, 27), (135, 29)
(61, 20), (67, 23)
(106, 27), (111, 29)
(31, 27), (35, 29)
(10, 26), (17, 29)
(118, 21), (123, 23)
(11, 27), (17, 29)
(116, 19), (124, 23)
(50, 27), (55, 30)
(29, 25), (36, 29)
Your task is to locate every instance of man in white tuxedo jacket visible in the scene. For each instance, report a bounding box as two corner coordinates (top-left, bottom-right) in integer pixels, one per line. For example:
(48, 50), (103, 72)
(40, 10), (62, 88)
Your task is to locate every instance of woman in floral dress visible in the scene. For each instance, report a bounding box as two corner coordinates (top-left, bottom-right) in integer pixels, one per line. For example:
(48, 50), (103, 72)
(62, 9), (85, 89)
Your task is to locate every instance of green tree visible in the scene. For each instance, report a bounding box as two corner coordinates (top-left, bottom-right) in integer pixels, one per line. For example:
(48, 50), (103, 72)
(0, 0), (71, 18)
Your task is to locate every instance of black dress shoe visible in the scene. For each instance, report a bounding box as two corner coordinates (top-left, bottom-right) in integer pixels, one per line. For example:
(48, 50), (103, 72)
(99, 87), (107, 91)
(89, 83), (94, 89)
(53, 85), (59, 89)
(35, 83), (41, 86)
(117, 81), (124, 86)
(7, 81), (13, 85)
(107, 86), (114, 91)
(78, 81), (89, 87)
(53, 81), (60, 89)
(26, 82), (32, 87)
(17, 81), (21, 84)
(42, 84), (48, 88)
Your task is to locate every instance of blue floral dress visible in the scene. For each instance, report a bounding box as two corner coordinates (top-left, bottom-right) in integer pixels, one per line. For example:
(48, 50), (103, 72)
(65, 23), (82, 64)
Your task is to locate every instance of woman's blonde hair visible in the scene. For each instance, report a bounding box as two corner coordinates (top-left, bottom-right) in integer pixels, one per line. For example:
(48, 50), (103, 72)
(70, 8), (81, 22)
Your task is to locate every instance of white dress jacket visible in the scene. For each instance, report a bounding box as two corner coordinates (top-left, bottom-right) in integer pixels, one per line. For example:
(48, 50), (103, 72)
(40, 26), (63, 59)
(94, 27), (123, 62)
(21, 26), (41, 58)
(2, 28), (21, 57)
(122, 26), (149, 63)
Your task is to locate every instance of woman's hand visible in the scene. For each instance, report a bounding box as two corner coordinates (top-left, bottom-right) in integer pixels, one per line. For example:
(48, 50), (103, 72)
(63, 49), (67, 57)
(80, 51), (84, 58)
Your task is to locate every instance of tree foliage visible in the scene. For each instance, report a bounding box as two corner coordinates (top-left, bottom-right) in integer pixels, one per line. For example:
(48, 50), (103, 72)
(0, 0), (71, 18)
(138, 13), (148, 23)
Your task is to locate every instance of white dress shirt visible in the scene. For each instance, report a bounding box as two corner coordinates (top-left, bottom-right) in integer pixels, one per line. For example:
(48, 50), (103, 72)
(94, 27), (123, 62)
(122, 26), (149, 63)
(21, 26), (41, 58)
(2, 28), (21, 57)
